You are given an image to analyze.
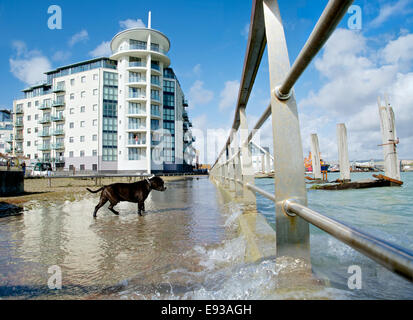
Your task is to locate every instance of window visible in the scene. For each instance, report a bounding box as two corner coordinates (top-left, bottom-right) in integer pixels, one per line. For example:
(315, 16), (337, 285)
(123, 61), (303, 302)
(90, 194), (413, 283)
(163, 108), (175, 121)
(28, 102), (31, 108)
(80, 164), (85, 171)
(104, 87), (118, 100)
(129, 87), (142, 99)
(70, 108), (75, 115)
(27, 141), (31, 147)
(70, 93), (75, 100)
(93, 89), (98, 96)
(27, 128), (31, 134)
(80, 106), (85, 113)
(163, 121), (175, 135)
(151, 119), (160, 130)
(81, 76), (86, 83)
(129, 102), (144, 115)
(69, 151), (74, 157)
(151, 60), (160, 71)
(151, 89), (160, 101)
(70, 122), (74, 129)
(27, 115), (31, 121)
(35, 114), (39, 120)
(34, 127), (38, 133)
(130, 39), (147, 50)
(93, 104), (98, 111)
(69, 137), (74, 143)
(103, 72), (118, 86)
(35, 101), (39, 107)
(81, 91), (86, 98)
(163, 93), (175, 107)
(80, 150), (85, 157)
(93, 74), (98, 81)
(93, 119), (97, 126)
(163, 80), (175, 93)
(92, 134), (97, 141)
(80, 121), (85, 127)
(151, 75), (160, 86)
(80, 136), (85, 142)
(92, 150), (97, 156)
(70, 79), (75, 86)
(151, 104), (160, 116)
(129, 71), (142, 82)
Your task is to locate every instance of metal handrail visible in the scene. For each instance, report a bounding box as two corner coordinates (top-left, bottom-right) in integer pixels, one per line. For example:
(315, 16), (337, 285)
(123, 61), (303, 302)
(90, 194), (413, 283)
(241, 182), (413, 282)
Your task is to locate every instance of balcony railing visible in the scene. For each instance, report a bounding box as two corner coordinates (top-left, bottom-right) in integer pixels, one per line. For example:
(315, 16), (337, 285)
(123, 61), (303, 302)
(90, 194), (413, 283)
(128, 139), (146, 146)
(38, 145), (51, 151)
(128, 109), (146, 116)
(151, 64), (160, 71)
(15, 134), (24, 140)
(128, 93), (146, 99)
(38, 117), (51, 124)
(52, 100), (65, 107)
(52, 129), (65, 136)
(130, 44), (147, 50)
(51, 143), (65, 150)
(15, 120), (24, 127)
(128, 125), (146, 130)
(151, 95), (160, 102)
(15, 108), (23, 114)
(39, 103), (52, 110)
(52, 85), (65, 93)
(51, 115), (65, 122)
(38, 131), (51, 137)
(51, 157), (65, 164)
(129, 61), (145, 68)
(129, 77), (145, 84)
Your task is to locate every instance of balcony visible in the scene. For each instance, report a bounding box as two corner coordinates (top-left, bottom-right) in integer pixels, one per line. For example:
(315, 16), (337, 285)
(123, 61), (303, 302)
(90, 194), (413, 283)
(15, 107), (23, 114)
(128, 125), (146, 131)
(52, 85), (65, 93)
(15, 120), (24, 127)
(39, 103), (52, 110)
(15, 134), (24, 141)
(183, 111), (189, 120)
(51, 129), (65, 136)
(38, 145), (51, 151)
(51, 143), (64, 150)
(128, 93), (146, 100)
(5, 136), (13, 143)
(183, 99), (189, 107)
(128, 139), (146, 146)
(38, 117), (51, 124)
(38, 131), (51, 138)
(129, 61), (145, 68)
(52, 100), (65, 108)
(51, 157), (65, 164)
(51, 115), (65, 122)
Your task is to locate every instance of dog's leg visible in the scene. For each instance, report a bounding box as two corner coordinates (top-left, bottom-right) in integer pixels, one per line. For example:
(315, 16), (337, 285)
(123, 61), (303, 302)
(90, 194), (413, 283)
(138, 202), (144, 216)
(94, 197), (108, 218)
(108, 201), (120, 216)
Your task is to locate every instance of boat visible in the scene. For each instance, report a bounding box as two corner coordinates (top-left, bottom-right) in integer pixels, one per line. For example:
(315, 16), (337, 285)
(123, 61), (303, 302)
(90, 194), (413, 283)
(304, 151), (330, 172)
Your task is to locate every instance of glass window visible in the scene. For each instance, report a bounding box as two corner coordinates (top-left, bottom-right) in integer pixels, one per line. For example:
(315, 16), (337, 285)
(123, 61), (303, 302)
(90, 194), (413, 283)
(163, 80), (175, 93)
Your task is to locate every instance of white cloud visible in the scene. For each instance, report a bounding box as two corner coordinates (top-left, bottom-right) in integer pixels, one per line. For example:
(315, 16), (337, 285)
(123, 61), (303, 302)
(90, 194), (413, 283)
(119, 18), (145, 30)
(89, 41), (112, 57)
(9, 41), (51, 85)
(219, 80), (239, 111)
(299, 28), (413, 160)
(52, 50), (71, 62)
(188, 80), (214, 108)
(68, 29), (89, 47)
(193, 64), (202, 77)
(241, 23), (250, 39)
(370, 0), (411, 28)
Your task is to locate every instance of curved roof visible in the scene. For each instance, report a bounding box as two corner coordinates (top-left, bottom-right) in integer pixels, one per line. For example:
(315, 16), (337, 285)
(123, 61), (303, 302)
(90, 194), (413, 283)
(110, 28), (170, 53)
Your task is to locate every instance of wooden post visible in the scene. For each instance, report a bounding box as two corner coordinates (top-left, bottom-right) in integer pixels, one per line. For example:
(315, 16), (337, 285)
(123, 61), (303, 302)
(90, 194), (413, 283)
(336, 123), (351, 182)
(378, 97), (401, 181)
(310, 134), (322, 180)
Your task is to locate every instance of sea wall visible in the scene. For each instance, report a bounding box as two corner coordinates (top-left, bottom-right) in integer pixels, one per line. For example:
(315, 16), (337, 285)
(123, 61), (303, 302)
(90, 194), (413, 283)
(0, 170), (24, 196)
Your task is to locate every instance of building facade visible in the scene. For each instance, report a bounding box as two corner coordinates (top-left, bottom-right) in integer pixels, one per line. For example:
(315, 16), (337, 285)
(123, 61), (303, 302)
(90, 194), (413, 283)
(11, 25), (195, 173)
(0, 110), (13, 155)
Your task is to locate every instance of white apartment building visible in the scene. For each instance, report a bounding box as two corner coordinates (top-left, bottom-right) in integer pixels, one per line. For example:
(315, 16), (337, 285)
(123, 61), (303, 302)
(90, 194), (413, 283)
(0, 110), (13, 155)
(11, 25), (195, 174)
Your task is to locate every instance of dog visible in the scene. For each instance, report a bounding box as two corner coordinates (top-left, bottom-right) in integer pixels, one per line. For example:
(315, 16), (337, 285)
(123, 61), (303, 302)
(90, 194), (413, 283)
(86, 176), (167, 218)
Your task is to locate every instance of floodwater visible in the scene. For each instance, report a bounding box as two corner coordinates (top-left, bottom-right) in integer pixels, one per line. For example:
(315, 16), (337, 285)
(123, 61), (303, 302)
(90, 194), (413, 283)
(0, 174), (412, 299)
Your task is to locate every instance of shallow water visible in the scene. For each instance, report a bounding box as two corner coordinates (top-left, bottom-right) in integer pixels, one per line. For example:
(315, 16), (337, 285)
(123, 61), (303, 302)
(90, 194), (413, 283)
(256, 172), (413, 299)
(0, 174), (412, 299)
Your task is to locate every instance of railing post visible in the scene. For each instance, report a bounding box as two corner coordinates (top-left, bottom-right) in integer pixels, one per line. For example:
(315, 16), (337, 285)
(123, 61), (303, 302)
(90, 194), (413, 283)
(228, 143), (236, 193)
(239, 107), (256, 206)
(310, 133), (322, 180)
(336, 123), (351, 182)
(263, 0), (310, 262)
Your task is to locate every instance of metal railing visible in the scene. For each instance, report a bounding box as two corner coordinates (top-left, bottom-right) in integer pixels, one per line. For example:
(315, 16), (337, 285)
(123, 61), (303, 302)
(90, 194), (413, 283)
(209, 0), (413, 283)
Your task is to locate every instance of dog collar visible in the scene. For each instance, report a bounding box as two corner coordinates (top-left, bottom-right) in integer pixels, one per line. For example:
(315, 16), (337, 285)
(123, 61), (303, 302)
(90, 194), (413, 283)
(145, 178), (151, 189)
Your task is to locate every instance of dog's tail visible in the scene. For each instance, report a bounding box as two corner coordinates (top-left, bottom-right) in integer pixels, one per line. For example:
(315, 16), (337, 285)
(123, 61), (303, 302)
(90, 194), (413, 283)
(86, 187), (105, 194)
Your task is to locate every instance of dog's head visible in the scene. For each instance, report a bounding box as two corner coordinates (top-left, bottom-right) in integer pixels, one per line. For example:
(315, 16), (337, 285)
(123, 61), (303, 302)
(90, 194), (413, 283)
(149, 176), (167, 191)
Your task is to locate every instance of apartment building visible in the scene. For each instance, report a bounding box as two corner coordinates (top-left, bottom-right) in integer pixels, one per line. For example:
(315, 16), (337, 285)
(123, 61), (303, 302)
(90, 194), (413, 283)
(0, 110), (13, 155)
(11, 25), (195, 173)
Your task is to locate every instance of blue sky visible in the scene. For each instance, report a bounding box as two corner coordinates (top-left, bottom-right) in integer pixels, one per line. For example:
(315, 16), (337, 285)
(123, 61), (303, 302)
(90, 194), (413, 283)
(1, 0), (413, 162)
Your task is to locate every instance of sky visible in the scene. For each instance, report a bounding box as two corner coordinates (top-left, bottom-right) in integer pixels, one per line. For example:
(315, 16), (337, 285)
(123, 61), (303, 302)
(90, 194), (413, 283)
(1, 0), (413, 163)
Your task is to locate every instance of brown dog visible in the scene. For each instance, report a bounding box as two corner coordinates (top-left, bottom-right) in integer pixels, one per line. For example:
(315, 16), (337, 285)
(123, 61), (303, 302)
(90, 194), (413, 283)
(86, 176), (167, 218)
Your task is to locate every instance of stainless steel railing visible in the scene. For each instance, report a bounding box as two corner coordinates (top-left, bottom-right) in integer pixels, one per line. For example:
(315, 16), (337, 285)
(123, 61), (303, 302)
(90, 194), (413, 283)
(210, 0), (413, 283)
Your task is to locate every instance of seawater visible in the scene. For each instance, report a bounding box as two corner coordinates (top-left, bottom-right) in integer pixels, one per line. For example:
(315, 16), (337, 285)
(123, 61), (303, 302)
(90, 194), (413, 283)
(0, 174), (412, 299)
(255, 172), (413, 299)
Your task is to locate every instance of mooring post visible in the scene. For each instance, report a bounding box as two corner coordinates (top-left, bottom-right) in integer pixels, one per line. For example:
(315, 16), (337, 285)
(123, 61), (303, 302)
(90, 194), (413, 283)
(310, 133), (322, 180)
(336, 123), (351, 182)
(378, 97), (401, 181)
(263, 0), (310, 261)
